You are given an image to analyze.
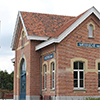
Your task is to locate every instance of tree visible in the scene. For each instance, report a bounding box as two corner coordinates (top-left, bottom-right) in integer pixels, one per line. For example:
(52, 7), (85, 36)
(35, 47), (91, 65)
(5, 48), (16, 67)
(0, 70), (14, 90)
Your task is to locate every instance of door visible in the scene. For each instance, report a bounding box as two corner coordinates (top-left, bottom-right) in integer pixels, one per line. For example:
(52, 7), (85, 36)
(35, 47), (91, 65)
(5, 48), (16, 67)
(20, 59), (26, 100)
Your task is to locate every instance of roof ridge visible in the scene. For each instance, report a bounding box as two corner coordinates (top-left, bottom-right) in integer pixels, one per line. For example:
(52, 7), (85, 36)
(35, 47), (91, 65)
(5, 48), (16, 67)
(52, 8), (90, 38)
(20, 11), (75, 18)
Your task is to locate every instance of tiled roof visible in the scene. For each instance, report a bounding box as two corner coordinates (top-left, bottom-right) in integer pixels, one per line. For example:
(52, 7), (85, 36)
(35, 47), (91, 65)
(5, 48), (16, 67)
(53, 9), (88, 37)
(21, 11), (75, 38)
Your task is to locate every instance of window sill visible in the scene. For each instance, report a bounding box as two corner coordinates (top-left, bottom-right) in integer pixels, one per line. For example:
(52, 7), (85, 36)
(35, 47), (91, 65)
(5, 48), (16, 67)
(88, 36), (94, 39)
(50, 88), (55, 91)
(42, 89), (47, 91)
(73, 88), (87, 91)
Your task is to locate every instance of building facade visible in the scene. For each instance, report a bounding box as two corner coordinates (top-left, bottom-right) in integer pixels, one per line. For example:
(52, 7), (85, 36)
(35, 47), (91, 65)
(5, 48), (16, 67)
(11, 7), (100, 100)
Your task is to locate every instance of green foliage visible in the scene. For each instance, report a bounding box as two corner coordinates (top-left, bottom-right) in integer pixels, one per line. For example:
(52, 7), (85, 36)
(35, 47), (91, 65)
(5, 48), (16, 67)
(71, 98), (100, 100)
(85, 98), (100, 100)
(0, 70), (14, 90)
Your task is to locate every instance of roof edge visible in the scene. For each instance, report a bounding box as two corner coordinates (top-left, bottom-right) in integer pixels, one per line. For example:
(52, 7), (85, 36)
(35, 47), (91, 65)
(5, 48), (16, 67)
(11, 11), (20, 50)
(27, 35), (49, 41)
(11, 11), (50, 50)
(35, 6), (100, 51)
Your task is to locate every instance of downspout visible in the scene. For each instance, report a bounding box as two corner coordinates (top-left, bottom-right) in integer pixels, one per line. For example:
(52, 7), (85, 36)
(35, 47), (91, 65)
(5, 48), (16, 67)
(54, 44), (56, 100)
(39, 50), (42, 97)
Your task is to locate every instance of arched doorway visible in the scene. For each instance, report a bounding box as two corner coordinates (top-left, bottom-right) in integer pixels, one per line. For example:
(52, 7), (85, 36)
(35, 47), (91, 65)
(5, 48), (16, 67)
(20, 58), (26, 100)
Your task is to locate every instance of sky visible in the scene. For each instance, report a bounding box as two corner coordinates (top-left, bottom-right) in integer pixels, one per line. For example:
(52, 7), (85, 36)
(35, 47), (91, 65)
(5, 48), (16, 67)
(0, 0), (100, 73)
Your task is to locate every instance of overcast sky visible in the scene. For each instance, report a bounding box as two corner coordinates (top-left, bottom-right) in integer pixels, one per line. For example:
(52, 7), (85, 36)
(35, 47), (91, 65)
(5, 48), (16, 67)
(0, 0), (100, 73)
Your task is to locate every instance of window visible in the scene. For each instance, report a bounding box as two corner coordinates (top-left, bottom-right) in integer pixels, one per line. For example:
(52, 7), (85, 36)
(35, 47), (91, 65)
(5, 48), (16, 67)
(98, 63), (100, 88)
(21, 59), (26, 71)
(44, 64), (47, 89)
(89, 24), (93, 37)
(74, 61), (84, 89)
(51, 62), (55, 89)
(22, 31), (24, 47)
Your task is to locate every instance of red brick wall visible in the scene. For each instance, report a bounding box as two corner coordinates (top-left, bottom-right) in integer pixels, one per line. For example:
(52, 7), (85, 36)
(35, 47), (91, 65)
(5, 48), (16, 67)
(41, 44), (56, 96)
(14, 21), (41, 96)
(14, 13), (100, 98)
(56, 13), (100, 96)
(29, 40), (41, 96)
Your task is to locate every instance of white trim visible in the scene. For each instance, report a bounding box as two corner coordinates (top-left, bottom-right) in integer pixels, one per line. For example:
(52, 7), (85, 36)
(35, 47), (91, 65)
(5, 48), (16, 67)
(11, 12), (20, 50)
(11, 11), (49, 50)
(74, 62), (84, 89)
(27, 35), (49, 40)
(44, 65), (47, 89)
(19, 12), (49, 41)
(11, 58), (15, 63)
(35, 6), (100, 51)
(35, 38), (58, 51)
(98, 63), (100, 88)
(19, 12), (28, 37)
(52, 62), (55, 89)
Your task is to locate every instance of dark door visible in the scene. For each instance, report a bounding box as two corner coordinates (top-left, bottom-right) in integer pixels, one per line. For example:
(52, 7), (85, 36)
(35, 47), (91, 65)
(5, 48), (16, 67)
(20, 71), (26, 100)
(20, 59), (26, 100)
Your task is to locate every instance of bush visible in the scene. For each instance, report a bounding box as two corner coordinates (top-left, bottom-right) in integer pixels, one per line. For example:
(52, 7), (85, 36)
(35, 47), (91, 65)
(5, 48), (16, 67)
(85, 98), (100, 100)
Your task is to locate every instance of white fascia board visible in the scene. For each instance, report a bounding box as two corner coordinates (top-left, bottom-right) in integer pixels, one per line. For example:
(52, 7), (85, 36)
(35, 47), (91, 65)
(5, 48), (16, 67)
(92, 6), (100, 20)
(35, 7), (100, 51)
(58, 7), (100, 42)
(35, 38), (59, 51)
(11, 58), (15, 63)
(11, 12), (49, 50)
(27, 35), (49, 41)
(19, 11), (29, 37)
(11, 12), (20, 49)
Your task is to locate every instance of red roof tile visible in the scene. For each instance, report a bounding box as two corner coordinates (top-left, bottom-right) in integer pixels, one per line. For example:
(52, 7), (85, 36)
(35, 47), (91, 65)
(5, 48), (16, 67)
(21, 12), (75, 37)
(53, 9), (88, 37)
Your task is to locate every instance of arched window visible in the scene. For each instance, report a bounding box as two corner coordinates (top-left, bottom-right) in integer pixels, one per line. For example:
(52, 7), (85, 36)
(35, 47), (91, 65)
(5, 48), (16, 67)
(51, 62), (55, 89)
(98, 63), (100, 88)
(20, 58), (26, 73)
(22, 31), (25, 47)
(89, 24), (93, 37)
(44, 64), (47, 89)
(74, 61), (84, 89)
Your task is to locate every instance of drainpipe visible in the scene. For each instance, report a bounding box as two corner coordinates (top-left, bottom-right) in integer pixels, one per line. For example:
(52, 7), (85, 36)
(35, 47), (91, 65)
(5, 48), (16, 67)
(39, 50), (42, 98)
(54, 44), (56, 100)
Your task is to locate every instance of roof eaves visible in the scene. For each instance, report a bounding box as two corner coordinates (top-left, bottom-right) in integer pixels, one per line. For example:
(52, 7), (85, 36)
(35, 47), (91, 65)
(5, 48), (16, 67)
(27, 35), (49, 41)
(35, 37), (59, 51)
(11, 11), (50, 50)
(11, 11), (20, 50)
(11, 11), (28, 50)
(35, 6), (100, 51)
(19, 11), (29, 37)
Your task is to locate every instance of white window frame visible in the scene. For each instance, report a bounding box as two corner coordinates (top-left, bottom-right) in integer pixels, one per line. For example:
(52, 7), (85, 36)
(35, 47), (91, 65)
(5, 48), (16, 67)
(98, 63), (100, 88)
(51, 62), (55, 89)
(74, 62), (84, 89)
(44, 65), (47, 89)
(89, 24), (93, 37)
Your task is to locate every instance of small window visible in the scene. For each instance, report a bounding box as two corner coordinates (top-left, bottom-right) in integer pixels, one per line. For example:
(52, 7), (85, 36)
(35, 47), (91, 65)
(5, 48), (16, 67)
(89, 24), (93, 37)
(51, 62), (55, 89)
(44, 64), (47, 89)
(74, 61), (84, 89)
(98, 63), (100, 88)
(22, 31), (24, 47)
(21, 58), (26, 72)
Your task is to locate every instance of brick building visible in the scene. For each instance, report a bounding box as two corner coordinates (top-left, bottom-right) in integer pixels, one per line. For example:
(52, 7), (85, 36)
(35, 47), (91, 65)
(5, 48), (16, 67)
(11, 6), (100, 100)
